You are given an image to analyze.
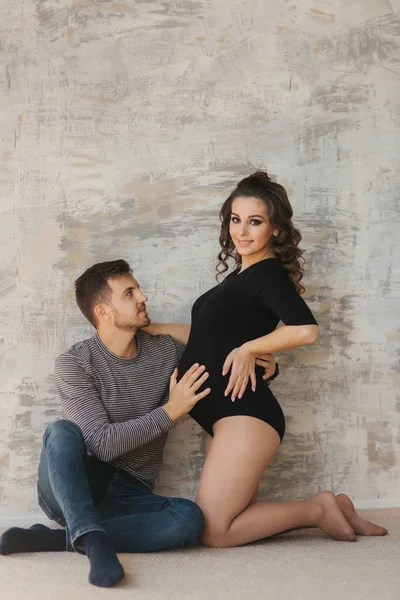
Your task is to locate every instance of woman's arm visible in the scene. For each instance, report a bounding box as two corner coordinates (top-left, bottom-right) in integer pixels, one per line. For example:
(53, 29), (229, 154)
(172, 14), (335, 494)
(146, 324), (279, 382)
(243, 324), (319, 355)
(223, 324), (319, 401)
(143, 323), (191, 346)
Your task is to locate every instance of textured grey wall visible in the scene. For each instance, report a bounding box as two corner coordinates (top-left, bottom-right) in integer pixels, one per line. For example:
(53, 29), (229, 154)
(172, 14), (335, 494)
(1, 0), (399, 519)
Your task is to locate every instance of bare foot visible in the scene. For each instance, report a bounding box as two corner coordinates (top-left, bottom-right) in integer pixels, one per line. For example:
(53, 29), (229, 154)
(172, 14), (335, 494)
(335, 494), (388, 536)
(311, 491), (357, 542)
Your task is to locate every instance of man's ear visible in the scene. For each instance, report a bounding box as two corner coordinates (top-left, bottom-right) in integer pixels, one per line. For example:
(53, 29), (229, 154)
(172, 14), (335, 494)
(94, 303), (111, 322)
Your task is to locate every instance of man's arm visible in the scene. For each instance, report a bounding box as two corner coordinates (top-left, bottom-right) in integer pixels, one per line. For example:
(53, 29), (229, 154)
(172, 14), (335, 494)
(55, 354), (174, 463)
(143, 323), (191, 346)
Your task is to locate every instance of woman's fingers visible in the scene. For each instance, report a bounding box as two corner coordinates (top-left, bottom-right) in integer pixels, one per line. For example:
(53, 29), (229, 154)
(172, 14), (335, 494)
(250, 370), (256, 392)
(224, 374), (236, 397)
(237, 378), (248, 400)
(226, 371), (255, 400)
(231, 378), (243, 401)
(222, 352), (235, 377)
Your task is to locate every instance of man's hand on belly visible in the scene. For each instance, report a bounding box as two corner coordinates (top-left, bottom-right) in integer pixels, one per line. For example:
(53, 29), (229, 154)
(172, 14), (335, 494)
(163, 364), (211, 422)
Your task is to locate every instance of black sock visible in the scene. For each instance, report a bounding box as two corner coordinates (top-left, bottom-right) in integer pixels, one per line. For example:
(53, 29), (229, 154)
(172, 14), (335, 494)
(0, 524), (66, 555)
(81, 530), (124, 588)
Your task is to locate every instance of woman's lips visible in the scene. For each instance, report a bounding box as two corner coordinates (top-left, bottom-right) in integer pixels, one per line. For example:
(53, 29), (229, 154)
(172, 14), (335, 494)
(236, 240), (253, 247)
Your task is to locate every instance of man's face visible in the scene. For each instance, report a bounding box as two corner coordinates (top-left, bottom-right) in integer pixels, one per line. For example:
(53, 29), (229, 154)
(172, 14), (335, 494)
(104, 274), (150, 332)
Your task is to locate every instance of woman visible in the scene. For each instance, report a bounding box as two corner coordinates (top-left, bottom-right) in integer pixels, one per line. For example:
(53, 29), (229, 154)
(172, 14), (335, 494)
(147, 171), (387, 546)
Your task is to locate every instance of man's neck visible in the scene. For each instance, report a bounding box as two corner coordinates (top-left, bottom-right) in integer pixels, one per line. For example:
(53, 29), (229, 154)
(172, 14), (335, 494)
(96, 327), (139, 358)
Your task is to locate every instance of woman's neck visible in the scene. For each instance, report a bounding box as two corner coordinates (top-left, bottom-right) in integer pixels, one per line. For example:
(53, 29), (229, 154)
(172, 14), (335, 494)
(239, 249), (276, 273)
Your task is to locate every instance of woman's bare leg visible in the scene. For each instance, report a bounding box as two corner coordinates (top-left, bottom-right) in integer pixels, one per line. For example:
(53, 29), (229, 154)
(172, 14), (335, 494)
(196, 417), (356, 548)
(204, 429), (385, 536)
(204, 433), (213, 457)
(203, 425), (387, 539)
(204, 432), (259, 506)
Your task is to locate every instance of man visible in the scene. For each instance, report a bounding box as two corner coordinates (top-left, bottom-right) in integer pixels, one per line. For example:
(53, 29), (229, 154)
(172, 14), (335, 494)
(0, 260), (277, 587)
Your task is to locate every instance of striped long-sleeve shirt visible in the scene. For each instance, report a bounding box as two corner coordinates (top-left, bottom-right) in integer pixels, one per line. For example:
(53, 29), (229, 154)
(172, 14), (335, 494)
(55, 331), (184, 490)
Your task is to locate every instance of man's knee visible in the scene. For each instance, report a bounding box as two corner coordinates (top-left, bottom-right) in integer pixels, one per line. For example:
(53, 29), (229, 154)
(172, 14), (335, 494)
(169, 498), (205, 545)
(43, 420), (84, 448)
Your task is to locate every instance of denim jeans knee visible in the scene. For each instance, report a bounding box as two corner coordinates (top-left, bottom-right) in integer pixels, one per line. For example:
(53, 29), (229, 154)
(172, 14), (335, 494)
(43, 419), (84, 447)
(169, 498), (205, 545)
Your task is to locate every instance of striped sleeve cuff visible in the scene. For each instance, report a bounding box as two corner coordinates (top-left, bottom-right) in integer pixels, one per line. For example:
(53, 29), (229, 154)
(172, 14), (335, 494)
(153, 406), (175, 432)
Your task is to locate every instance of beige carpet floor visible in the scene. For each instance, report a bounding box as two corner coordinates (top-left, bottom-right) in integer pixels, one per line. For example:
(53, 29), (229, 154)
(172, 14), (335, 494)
(0, 509), (399, 600)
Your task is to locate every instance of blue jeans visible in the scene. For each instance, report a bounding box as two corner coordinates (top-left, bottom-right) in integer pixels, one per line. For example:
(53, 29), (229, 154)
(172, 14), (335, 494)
(37, 420), (204, 553)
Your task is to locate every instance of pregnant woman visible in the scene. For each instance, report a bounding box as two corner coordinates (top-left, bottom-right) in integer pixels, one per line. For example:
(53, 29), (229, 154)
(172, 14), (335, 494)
(147, 171), (387, 547)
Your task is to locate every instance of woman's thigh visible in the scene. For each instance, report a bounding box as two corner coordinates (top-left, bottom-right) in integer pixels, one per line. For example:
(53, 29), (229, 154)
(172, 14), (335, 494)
(196, 416), (280, 531)
(204, 432), (213, 457)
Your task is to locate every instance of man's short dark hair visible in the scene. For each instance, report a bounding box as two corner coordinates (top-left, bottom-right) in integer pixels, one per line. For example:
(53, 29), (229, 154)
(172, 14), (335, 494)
(75, 259), (132, 328)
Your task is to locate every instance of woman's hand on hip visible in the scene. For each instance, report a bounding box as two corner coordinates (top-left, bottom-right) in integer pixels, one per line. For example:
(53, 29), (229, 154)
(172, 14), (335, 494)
(222, 346), (256, 401)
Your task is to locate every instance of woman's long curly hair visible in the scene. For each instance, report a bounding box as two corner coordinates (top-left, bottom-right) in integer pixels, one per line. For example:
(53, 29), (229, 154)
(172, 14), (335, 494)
(216, 171), (305, 294)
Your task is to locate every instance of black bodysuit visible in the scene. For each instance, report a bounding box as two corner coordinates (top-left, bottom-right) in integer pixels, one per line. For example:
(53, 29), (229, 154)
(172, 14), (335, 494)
(178, 258), (318, 441)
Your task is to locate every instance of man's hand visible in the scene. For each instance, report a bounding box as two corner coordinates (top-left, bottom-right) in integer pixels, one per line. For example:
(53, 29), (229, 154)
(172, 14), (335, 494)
(256, 353), (277, 380)
(163, 364), (211, 422)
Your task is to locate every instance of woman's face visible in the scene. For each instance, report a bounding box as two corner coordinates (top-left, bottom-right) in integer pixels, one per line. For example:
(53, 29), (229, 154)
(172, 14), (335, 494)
(229, 196), (275, 260)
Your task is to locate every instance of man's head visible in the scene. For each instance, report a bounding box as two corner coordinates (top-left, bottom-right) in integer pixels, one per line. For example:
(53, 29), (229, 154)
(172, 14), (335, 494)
(75, 260), (150, 332)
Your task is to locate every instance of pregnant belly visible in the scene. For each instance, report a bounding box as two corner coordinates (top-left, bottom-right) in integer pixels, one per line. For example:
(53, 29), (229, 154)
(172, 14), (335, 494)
(178, 345), (265, 395)
(178, 346), (221, 378)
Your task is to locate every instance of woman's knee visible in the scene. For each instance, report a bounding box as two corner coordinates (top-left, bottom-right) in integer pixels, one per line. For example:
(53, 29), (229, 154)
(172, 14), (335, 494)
(201, 525), (231, 548)
(197, 508), (232, 548)
(43, 420), (84, 448)
(169, 494), (230, 548)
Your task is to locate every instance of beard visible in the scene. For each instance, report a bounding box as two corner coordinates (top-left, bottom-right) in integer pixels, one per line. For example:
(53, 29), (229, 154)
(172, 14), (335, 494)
(113, 311), (150, 332)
